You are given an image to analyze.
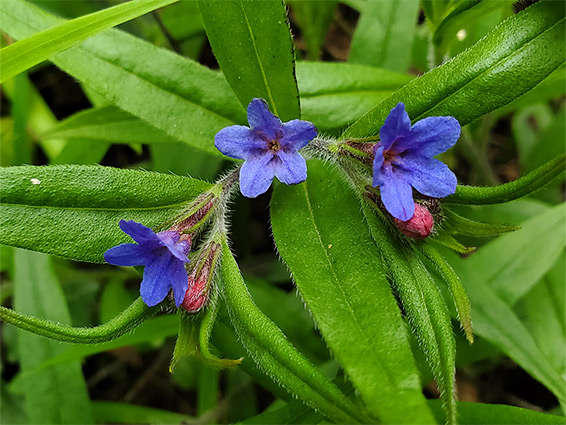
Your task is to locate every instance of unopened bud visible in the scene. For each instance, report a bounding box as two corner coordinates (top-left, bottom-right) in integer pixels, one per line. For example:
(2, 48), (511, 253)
(170, 192), (219, 234)
(181, 242), (221, 312)
(394, 203), (434, 239)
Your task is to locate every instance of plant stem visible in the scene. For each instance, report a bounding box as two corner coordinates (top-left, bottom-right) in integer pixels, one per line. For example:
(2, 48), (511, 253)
(0, 297), (160, 344)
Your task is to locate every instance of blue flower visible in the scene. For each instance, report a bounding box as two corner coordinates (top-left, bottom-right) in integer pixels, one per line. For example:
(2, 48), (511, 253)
(215, 98), (317, 198)
(373, 102), (460, 221)
(104, 220), (190, 307)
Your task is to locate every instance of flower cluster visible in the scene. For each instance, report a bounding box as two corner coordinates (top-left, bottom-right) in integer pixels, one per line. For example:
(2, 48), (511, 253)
(105, 99), (461, 307)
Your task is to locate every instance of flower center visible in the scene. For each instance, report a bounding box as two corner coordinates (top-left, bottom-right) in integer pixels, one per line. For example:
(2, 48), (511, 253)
(383, 149), (395, 163)
(268, 139), (281, 152)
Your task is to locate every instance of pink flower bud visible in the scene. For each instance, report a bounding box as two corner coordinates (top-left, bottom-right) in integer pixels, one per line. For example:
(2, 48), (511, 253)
(394, 203), (434, 239)
(180, 242), (221, 313)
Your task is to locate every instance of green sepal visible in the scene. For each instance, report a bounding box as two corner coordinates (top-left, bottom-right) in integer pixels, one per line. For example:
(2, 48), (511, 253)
(198, 291), (243, 369)
(418, 243), (474, 344)
(445, 155), (565, 205)
(170, 299), (242, 373)
(170, 313), (199, 373)
(442, 209), (520, 237)
(0, 297), (159, 344)
(431, 230), (475, 254)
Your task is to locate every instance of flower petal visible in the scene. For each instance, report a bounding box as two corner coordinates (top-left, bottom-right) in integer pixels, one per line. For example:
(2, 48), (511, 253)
(239, 153), (276, 198)
(401, 155), (457, 198)
(139, 251), (176, 306)
(157, 232), (190, 262)
(274, 150), (307, 185)
(215, 125), (261, 160)
(119, 220), (158, 244)
(379, 165), (415, 221)
(379, 102), (411, 150)
(281, 119), (317, 150)
(372, 144), (385, 187)
(169, 259), (190, 307)
(104, 243), (152, 266)
(247, 98), (282, 140)
(403, 116), (461, 157)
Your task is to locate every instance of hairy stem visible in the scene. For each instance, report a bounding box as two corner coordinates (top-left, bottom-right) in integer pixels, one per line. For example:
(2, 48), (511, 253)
(0, 297), (160, 343)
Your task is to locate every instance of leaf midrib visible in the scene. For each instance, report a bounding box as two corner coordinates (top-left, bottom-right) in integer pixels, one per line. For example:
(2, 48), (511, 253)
(299, 182), (397, 388)
(1, 201), (186, 212)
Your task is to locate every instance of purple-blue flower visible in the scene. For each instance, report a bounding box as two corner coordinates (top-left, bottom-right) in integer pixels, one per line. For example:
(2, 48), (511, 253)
(373, 102), (460, 221)
(104, 220), (190, 307)
(215, 98), (317, 198)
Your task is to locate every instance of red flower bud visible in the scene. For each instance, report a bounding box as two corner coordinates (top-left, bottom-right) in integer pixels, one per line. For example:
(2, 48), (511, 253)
(394, 203), (434, 239)
(181, 242), (221, 313)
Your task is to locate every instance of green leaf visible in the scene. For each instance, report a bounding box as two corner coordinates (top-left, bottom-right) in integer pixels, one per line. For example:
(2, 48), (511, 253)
(343, 1), (565, 138)
(445, 205), (566, 404)
(271, 160), (435, 424)
(296, 62), (413, 130)
(219, 240), (368, 424)
(198, 0), (299, 121)
(349, 0), (419, 73)
(0, 0), (246, 157)
(428, 400), (566, 425)
(41, 106), (178, 145)
(51, 139), (110, 165)
(289, 0), (337, 61)
(463, 203), (566, 305)
(92, 401), (193, 425)
(520, 258), (566, 377)
(0, 165), (211, 262)
(361, 203), (457, 424)
(432, 0), (515, 53)
(241, 397), (324, 425)
(445, 155), (565, 205)
(11, 73), (32, 165)
(1, 74), (66, 160)
(501, 65), (566, 114)
(11, 249), (94, 424)
(0, 0), (177, 83)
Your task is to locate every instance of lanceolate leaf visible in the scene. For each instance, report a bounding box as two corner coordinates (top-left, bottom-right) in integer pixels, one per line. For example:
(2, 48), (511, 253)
(0, 0), (177, 83)
(427, 400), (565, 425)
(0, 165), (211, 262)
(348, 0), (419, 73)
(41, 106), (178, 145)
(219, 240), (368, 424)
(11, 250), (94, 424)
(290, 0), (337, 61)
(432, 0), (515, 52)
(271, 160), (435, 424)
(445, 205), (566, 404)
(362, 203), (457, 424)
(0, 0), (246, 157)
(459, 204), (566, 307)
(296, 62), (413, 130)
(343, 1), (565, 138)
(198, 0), (299, 121)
